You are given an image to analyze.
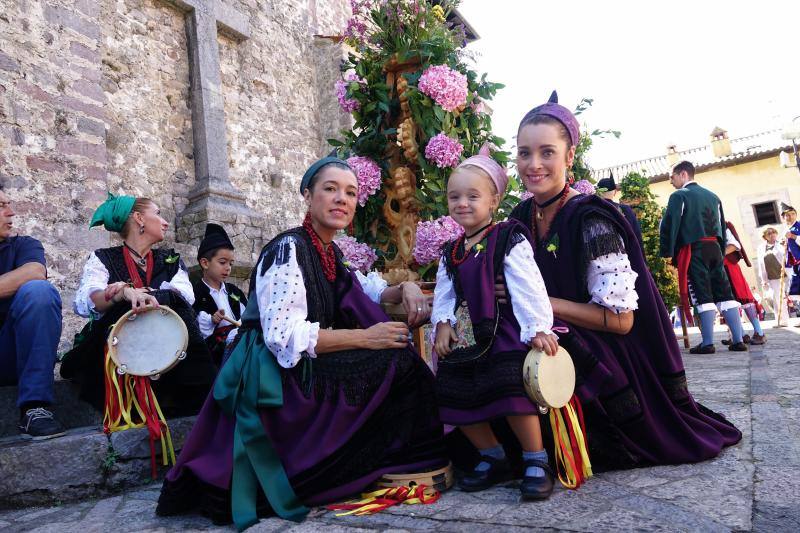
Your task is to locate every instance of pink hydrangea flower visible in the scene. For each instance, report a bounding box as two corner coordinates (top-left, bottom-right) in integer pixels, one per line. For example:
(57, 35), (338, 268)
(573, 179), (596, 196)
(334, 235), (378, 273)
(347, 155), (382, 206)
(418, 64), (468, 112)
(520, 191), (534, 201)
(413, 215), (465, 265)
(424, 133), (463, 168)
(335, 72), (366, 113)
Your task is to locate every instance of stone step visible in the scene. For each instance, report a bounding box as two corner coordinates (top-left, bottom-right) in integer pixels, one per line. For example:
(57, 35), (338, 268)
(0, 380), (101, 438)
(0, 416), (196, 509)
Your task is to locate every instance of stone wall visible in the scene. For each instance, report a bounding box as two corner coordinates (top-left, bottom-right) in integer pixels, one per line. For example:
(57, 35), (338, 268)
(0, 0), (351, 351)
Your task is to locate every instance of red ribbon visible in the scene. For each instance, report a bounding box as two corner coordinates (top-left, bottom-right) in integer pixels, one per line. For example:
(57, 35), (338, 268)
(676, 237), (718, 327)
(122, 246), (153, 288)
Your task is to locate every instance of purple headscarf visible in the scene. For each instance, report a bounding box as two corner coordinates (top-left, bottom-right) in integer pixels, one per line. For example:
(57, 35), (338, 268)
(519, 90), (580, 147)
(456, 144), (509, 195)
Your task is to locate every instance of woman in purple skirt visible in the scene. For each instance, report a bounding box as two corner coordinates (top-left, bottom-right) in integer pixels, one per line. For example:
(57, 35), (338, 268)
(507, 92), (741, 471)
(157, 157), (447, 530)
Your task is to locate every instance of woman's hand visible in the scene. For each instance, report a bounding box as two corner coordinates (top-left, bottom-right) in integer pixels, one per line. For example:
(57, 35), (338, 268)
(495, 274), (508, 305)
(434, 322), (458, 357)
(122, 287), (160, 314)
(105, 282), (128, 303)
(531, 331), (559, 356)
(361, 321), (409, 350)
(401, 282), (431, 328)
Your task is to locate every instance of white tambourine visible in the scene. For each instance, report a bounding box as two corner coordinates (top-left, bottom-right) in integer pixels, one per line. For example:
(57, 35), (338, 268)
(522, 346), (576, 409)
(107, 306), (188, 378)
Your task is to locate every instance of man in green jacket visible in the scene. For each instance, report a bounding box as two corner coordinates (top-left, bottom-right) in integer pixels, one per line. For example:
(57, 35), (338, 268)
(659, 161), (746, 353)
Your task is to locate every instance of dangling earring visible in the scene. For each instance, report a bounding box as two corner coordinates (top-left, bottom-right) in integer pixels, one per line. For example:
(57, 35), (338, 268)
(139, 225), (145, 235)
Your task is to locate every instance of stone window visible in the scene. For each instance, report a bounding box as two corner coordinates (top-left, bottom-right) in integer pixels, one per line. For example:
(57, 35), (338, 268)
(752, 201), (780, 227)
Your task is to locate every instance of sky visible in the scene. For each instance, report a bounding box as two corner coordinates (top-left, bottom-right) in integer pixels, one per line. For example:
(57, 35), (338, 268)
(458, 0), (800, 170)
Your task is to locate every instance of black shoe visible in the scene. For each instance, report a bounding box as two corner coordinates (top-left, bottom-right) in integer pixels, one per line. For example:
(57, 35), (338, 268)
(749, 333), (766, 345)
(728, 342), (748, 352)
(519, 458), (555, 500)
(19, 408), (66, 440)
(689, 343), (715, 354)
(721, 334), (750, 346)
(459, 456), (513, 492)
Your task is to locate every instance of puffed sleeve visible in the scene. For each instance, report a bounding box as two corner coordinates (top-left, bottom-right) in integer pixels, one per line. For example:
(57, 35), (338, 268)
(255, 237), (320, 369)
(158, 260), (195, 305)
(583, 216), (639, 313)
(73, 252), (110, 318)
(354, 270), (388, 304)
(197, 311), (215, 338)
(503, 238), (553, 342)
(430, 259), (457, 327)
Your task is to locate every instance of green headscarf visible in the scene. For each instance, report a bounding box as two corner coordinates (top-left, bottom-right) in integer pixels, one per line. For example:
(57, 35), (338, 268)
(89, 193), (136, 232)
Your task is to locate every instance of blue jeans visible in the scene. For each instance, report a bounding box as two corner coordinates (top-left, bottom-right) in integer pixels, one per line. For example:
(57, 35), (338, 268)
(0, 280), (62, 407)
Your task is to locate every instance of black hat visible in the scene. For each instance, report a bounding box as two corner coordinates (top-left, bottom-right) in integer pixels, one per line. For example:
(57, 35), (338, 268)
(780, 202), (796, 215)
(597, 172), (616, 192)
(197, 223), (234, 261)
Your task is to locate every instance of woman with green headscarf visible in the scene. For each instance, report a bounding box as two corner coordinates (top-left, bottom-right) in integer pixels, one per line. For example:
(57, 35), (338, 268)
(60, 193), (216, 414)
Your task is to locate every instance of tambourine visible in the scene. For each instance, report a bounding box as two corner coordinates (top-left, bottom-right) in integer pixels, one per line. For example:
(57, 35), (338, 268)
(522, 346), (575, 409)
(106, 306), (188, 379)
(376, 463), (454, 492)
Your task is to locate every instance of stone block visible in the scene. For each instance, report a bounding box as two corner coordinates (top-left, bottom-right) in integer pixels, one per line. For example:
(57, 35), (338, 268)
(60, 95), (105, 121)
(71, 78), (104, 102)
(43, 4), (101, 41)
(77, 117), (106, 138)
(0, 51), (20, 73)
(69, 41), (99, 63)
(56, 137), (107, 164)
(26, 156), (64, 173)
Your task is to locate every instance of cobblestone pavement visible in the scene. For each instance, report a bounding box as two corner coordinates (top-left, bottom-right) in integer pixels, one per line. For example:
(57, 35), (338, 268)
(2, 324), (798, 532)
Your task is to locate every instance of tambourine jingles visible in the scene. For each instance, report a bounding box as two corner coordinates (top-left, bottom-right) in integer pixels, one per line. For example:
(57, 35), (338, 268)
(376, 463), (454, 492)
(522, 346), (576, 408)
(106, 306), (188, 378)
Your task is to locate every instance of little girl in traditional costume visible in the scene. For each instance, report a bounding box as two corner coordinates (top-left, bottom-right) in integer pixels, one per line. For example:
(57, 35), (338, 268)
(432, 146), (560, 500)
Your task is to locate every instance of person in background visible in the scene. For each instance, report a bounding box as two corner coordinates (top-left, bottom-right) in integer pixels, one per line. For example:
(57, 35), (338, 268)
(597, 172), (644, 249)
(780, 203), (800, 325)
(720, 222), (765, 345)
(659, 161), (746, 354)
(0, 183), (65, 439)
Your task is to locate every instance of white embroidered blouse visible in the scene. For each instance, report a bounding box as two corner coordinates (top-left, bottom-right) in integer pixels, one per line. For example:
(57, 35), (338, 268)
(255, 236), (387, 369)
(73, 251), (194, 318)
(430, 238), (554, 343)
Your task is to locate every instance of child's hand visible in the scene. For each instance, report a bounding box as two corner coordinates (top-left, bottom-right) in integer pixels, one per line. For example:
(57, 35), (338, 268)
(434, 322), (457, 357)
(212, 309), (226, 325)
(531, 331), (559, 356)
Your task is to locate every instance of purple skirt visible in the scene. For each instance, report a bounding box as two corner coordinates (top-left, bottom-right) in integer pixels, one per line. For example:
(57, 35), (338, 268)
(157, 346), (447, 524)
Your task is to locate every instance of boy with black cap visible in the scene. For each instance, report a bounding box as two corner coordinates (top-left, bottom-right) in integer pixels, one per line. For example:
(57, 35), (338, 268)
(193, 223), (247, 364)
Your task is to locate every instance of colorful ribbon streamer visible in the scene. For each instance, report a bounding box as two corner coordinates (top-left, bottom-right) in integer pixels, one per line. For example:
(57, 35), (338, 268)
(549, 395), (592, 489)
(327, 482), (440, 516)
(103, 346), (175, 479)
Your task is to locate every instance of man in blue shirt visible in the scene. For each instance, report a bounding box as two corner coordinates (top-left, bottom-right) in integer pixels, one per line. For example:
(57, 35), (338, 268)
(0, 184), (65, 439)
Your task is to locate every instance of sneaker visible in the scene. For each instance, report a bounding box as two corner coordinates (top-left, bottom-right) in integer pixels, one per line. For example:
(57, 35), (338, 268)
(689, 343), (715, 354)
(728, 342), (748, 352)
(749, 333), (766, 345)
(19, 408), (66, 440)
